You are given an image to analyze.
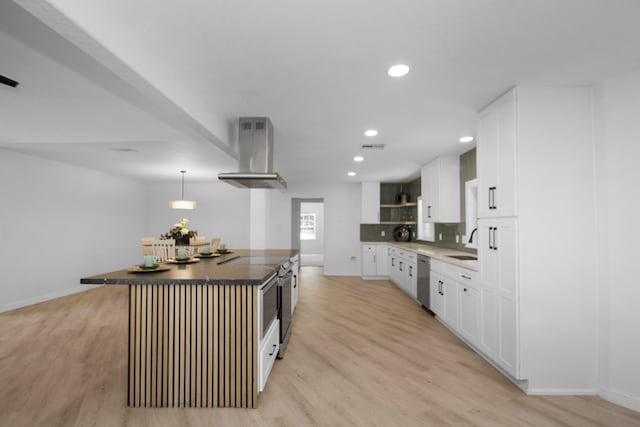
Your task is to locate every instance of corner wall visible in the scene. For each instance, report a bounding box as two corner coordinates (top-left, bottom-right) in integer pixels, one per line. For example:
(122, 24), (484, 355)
(593, 69), (640, 412)
(0, 149), (147, 312)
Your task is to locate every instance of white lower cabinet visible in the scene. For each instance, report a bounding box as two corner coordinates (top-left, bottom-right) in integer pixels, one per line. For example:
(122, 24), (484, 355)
(458, 270), (480, 346)
(258, 319), (279, 392)
(406, 259), (417, 299)
(430, 271), (444, 316)
(389, 248), (417, 300)
(376, 245), (388, 276)
(431, 259), (480, 345)
(362, 245), (377, 277)
(478, 217), (519, 378)
(361, 244), (388, 278)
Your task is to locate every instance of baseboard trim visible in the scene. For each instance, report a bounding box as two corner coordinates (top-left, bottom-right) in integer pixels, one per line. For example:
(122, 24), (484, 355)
(598, 385), (640, 413)
(0, 285), (101, 313)
(526, 388), (597, 395)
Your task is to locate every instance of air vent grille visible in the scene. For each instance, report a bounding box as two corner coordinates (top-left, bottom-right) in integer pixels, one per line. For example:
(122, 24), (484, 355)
(241, 121), (253, 130)
(361, 144), (386, 150)
(255, 121), (265, 130)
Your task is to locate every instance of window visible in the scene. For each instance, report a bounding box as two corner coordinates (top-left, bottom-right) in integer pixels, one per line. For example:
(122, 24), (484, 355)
(300, 213), (316, 240)
(417, 196), (435, 242)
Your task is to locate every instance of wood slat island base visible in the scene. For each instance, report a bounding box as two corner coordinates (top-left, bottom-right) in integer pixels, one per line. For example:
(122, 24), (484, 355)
(128, 284), (258, 408)
(80, 249), (298, 409)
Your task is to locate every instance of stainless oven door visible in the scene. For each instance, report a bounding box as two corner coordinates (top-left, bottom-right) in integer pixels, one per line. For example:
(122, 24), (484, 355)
(277, 270), (293, 358)
(260, 274), (278, 340)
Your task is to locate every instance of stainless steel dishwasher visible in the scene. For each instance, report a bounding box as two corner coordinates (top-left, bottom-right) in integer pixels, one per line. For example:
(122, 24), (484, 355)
(417, 255), (431, 310)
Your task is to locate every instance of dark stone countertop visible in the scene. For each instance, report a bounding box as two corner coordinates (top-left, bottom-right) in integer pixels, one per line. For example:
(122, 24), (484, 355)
(80, 249), (298, 286)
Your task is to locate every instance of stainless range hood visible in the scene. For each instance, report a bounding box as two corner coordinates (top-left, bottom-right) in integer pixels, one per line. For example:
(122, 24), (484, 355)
(218, 117), (287, 189)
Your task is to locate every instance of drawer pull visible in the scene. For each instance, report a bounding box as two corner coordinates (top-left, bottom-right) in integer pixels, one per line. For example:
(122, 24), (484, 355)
(461, 274), (471, 280)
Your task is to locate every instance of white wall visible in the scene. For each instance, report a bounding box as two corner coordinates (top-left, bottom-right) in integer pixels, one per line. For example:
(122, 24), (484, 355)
(267, 182), (361, 276)
(143, 180), (250, 250)
(593, 69), (640, 412)
(0, 149), (147, 312)
(300, 202), (324, 254)
(516, 86), (598, 393)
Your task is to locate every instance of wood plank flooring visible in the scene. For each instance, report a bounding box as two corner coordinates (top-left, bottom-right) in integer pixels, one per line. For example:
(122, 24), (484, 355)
(1, 267), (639, 426)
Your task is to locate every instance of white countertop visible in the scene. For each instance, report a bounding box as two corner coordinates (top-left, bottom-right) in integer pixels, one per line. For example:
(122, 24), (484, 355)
(362, 241), (478, 271)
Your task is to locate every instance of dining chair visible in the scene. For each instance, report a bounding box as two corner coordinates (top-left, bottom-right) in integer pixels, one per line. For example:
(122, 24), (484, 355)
(151, 239), (175, 262)
(141, 237), (155, 256)
(189, 235), (206, 255)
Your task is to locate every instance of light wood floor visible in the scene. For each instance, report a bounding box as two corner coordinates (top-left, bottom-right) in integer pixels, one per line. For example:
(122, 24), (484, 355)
(1, 267), (639, 427)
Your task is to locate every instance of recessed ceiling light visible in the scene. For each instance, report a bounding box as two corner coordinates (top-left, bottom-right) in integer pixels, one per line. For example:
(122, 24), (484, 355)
(364, 129), (378, 137)
(348, 171), (356, 176)
(353, 156), (364, 162)
(388, 64), (410, 77)
(459, 136), (474, 143)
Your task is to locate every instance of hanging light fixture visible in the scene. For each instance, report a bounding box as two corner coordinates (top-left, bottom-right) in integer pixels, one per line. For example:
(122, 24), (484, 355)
(169, 170), (196, 209)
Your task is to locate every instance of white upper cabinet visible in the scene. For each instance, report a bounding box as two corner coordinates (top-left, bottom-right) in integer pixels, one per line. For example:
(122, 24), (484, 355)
(477, 89), (517, 218)
(421, 156), (460, 223)
(361, 182), (380, 224)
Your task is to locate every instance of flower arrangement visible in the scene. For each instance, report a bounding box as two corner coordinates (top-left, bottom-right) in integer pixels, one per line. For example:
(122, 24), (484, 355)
(161, 218), (198, 245)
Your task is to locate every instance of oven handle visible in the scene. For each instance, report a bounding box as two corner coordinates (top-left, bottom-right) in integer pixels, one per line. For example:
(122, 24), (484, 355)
(261, 273), (278, 292)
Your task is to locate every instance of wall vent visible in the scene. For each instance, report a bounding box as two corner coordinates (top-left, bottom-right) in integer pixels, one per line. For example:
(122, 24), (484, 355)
(361, 144), (386, 150)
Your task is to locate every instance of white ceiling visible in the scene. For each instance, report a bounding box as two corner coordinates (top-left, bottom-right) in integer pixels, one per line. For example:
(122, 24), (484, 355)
(3, 0), (640, 184)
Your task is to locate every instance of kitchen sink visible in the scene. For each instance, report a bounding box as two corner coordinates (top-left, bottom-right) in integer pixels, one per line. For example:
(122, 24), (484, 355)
(447, 255), (478, 261)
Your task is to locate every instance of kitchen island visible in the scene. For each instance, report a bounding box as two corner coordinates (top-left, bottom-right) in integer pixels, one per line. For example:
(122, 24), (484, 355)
(81, 249), (297, 409)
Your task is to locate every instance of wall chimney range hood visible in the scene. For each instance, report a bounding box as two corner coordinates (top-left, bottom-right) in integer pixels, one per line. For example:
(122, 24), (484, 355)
(218, 117), (287, 189)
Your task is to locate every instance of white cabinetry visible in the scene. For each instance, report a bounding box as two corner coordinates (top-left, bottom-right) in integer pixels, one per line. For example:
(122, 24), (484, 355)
(421, 156), (460, 223)
(362, 245), (377, 277)
(477, 90), (517, 218)
(430, 259), (463, 329)
(376, 245), (388, 276)
(431, 260), (480, 346)
(476, 86), (596, 390)
(457, 269), (480, 347)
(361, 244), (388, 279)
(258, 319), (279, 392)
(477, 217), (518, 376)
(361, 182), (380, 224)
(388, 247), (417, 300)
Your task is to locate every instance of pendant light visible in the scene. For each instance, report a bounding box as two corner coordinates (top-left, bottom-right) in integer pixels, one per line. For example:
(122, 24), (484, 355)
(169, 170), (196, 209)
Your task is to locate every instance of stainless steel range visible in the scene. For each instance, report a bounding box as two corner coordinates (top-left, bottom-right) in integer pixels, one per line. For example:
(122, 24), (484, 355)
(277, 259), (293, 358)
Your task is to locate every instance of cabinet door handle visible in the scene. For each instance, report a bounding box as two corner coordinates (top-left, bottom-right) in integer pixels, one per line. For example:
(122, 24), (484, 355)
(392, 258), (395, 267)
(488, 227), (494, 250)
(493, 227), (498, 251)
(373, 255), (376, 264)
(489, 186), (497, 210)
(409, 265), (413, 277)
(268, 343), (277, 356)
(463, 288), (468, 292)
(427, 206), (431, 218)
(399, 261), (403, 272)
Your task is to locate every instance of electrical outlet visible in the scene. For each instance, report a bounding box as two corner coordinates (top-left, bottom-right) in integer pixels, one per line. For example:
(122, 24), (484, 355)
(381, 230), (385, 237)
(439, 233), (442, 241)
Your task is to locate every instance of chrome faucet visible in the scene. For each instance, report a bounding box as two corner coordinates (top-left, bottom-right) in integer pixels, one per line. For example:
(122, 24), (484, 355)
(468, 227), (478, 243)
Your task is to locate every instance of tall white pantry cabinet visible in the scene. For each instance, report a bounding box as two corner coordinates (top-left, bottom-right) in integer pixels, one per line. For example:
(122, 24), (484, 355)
(476, 86), (597, 393)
